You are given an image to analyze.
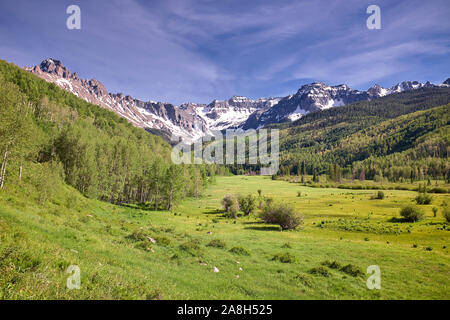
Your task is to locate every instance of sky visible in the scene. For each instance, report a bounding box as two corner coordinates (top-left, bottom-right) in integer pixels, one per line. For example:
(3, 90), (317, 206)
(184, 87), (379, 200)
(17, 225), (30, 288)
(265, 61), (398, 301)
(0, 0), (449, 105)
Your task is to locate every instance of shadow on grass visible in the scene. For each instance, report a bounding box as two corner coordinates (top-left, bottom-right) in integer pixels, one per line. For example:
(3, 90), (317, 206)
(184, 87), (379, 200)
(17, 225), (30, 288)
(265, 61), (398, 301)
(244, 225), (281, 231)
(242, 221), (265, 225)
(203, 209), (225, 215)
(119, 202), (156, 211)
(387, 217), (411, 223)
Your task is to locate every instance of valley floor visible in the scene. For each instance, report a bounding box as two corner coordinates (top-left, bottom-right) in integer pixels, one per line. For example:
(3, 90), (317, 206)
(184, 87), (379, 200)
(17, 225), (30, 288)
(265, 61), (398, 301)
(0, 176), (449, 299)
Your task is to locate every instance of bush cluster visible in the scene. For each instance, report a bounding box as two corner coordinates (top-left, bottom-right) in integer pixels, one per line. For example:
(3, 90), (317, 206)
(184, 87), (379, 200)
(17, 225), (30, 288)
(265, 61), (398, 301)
(271, 252), (296, 263)
(415, 193), (433, 205)
(443, 204), (450, 223)
(207, 239), (226, 249)
(260, 202), (303, 230)
(400, 205), (425, 222)
(222, 195), (240, 218)
(229, 246), (251, 256)
(238, 194), (257, 216)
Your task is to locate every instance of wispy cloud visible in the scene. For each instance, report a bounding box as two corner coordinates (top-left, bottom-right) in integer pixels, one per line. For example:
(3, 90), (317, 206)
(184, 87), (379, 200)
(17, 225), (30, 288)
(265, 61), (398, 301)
(0, 0), (449, 103)
(293, 40), (450, 87)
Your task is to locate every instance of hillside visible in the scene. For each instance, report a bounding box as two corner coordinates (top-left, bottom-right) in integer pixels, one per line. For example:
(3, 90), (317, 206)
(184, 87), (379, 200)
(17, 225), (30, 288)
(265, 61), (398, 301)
(271, 88), (450, 181)
(0, 59), (214, 209)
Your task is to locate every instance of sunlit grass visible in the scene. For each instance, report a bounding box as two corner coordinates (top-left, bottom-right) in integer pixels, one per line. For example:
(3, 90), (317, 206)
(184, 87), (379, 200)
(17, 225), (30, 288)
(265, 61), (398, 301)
(0, 176), (449, 299)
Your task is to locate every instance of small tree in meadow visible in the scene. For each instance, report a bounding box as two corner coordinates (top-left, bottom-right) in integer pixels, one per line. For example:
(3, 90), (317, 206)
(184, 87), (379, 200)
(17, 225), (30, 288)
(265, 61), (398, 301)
(238, 194), (257, 216)
(371, 190), (385, 200)
(443, 205), (450, 223)
(432, 207), (438, 217)
(260, 202), (303, 230)
(400, 205), (425, 222)
(222, 195), (239, 218)
(415, 193), (432, 205)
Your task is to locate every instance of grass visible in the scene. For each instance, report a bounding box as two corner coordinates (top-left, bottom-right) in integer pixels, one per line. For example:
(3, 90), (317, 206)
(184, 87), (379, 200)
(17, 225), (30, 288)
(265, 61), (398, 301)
(0, 176), (449, 299)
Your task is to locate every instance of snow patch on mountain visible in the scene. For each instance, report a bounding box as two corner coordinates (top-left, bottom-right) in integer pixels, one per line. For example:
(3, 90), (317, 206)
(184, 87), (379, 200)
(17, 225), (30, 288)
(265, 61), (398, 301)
(25, 58), (448, 141)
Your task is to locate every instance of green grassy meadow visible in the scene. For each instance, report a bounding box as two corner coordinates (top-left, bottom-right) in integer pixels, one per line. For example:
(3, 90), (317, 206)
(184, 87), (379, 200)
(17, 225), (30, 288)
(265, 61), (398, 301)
(1, 176), (449, 299)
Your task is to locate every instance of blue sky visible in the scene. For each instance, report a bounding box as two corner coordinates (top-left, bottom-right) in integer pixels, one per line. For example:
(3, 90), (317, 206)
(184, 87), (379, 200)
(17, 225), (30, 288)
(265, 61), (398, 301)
(0, 0), (449, 104)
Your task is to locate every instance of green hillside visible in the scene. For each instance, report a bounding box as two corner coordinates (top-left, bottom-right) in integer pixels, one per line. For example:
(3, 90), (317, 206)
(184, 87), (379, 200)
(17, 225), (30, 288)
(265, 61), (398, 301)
(272, 88), (450, 181)
(0, 59), (215, 209)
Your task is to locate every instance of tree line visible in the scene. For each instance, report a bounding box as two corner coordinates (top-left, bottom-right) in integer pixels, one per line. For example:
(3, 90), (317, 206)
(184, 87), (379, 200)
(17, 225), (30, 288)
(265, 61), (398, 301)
(226, 88), (450, 182)
(0, 60), (217, 209)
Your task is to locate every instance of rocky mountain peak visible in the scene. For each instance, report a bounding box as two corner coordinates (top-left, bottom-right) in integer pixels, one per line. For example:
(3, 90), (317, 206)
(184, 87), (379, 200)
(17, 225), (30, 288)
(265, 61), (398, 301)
(367, 84), (388, 97)
(25, 58), (449, 142)
(38, 58), (71, 77)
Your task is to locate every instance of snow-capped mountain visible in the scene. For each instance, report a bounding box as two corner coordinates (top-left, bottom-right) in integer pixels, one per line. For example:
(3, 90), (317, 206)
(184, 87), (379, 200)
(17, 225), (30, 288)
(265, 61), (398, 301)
(244, 80), (448, 128)
(26, 59), (279, 142)
(26, 59), (209, 142)
(187, 96), (280, 131)
(25, 59), (448, 141)
(248, 82), (372, 127)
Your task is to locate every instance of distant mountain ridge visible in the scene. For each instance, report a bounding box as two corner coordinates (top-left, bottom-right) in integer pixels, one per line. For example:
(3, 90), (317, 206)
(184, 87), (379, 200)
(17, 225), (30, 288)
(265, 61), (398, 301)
(25, 58), (449, 141)
(245, 80), (446, 129)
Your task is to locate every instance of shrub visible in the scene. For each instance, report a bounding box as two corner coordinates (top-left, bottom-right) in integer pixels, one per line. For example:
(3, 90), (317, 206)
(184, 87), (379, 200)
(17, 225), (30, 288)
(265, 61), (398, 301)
(207, 239), (226, 249)
(293, 273), (312, 287)
(179, 240), (201, 256)
(340, 264), (364, 277)
(229, 246), (250, 256)
(259, 196), (273, 209)
(415, 193), (432, 205)
(443, 205), (450, 223)
(322, 260), (342, 269)
(400, 205), (425, 222)
(271, 252), (296, 263)
(308, 266), (330, 277)
(430, 187), (448, 193)
(264, 196), (274, 206)
(126, 229), (149, 242)
(154, 235), (172, 246)
(222, 195), (239, 218)
(135, 241), (153, 251)
(376, 191), (385, 199)
(432, 207), (438, 217)
(260, 202), (303, 230)
(238, 194), (257, 216)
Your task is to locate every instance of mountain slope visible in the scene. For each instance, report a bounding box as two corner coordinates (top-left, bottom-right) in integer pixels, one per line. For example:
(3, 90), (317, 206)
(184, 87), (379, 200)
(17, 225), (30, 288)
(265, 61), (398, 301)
(26, 59), (209, 142)
(0, 58), (212, 207)
(24, 59), (449, 141)
(227, 87), (450, 179)
(274, 87), (450, 180)
(246, 81), (448, 128)
(25, 59), (281, 141)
